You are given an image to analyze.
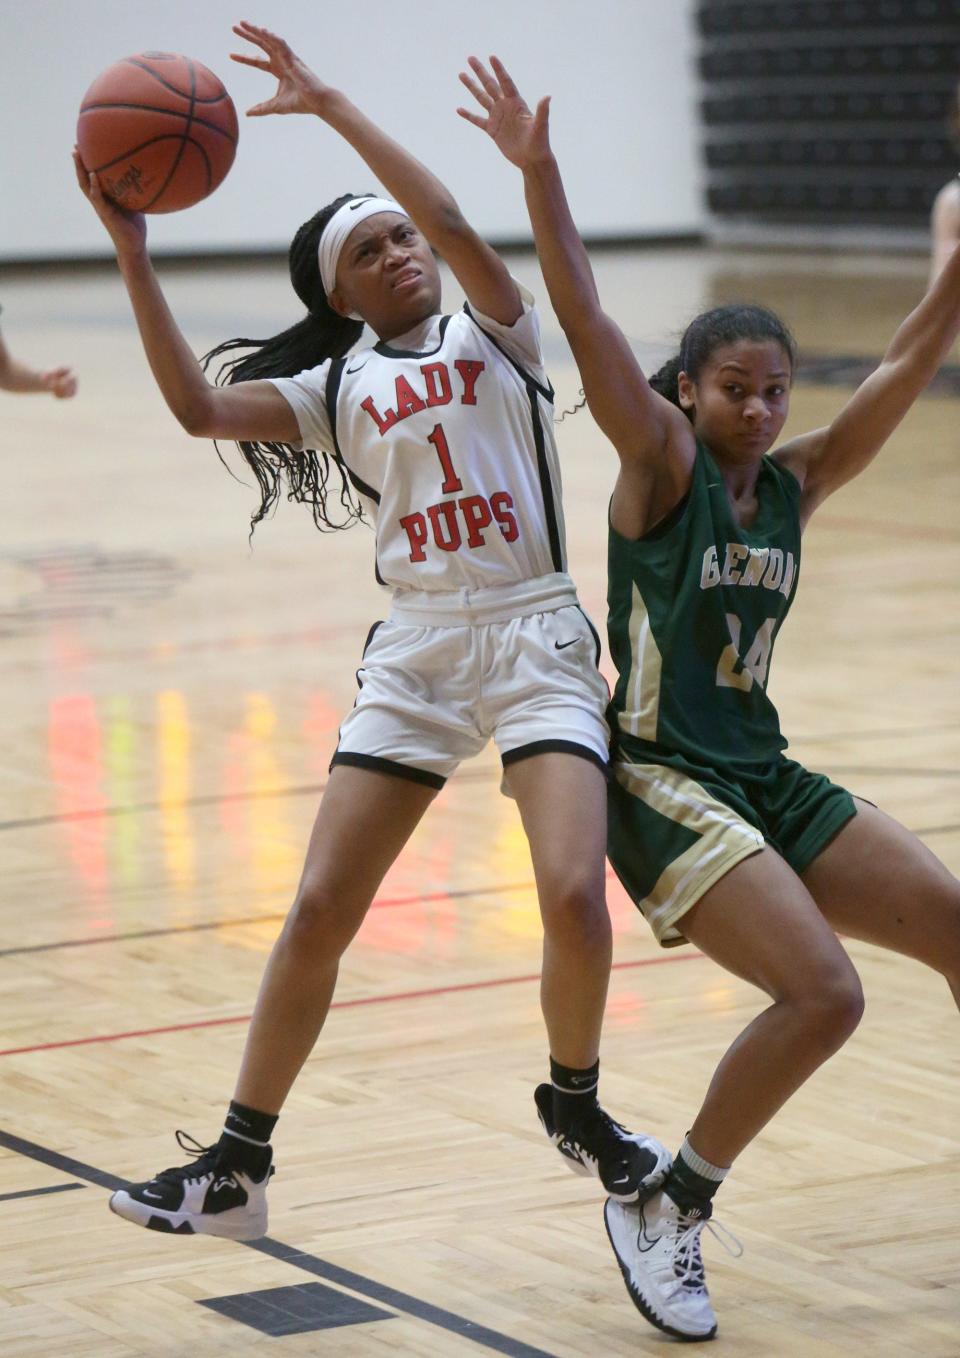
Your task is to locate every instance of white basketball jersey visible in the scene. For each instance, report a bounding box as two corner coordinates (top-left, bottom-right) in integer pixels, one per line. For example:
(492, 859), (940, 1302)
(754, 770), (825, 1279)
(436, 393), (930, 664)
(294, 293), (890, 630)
(270, 290), (567, 594)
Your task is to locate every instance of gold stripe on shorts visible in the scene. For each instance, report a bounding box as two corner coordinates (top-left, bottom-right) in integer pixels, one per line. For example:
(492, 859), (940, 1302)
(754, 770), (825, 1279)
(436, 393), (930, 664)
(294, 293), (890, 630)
(614, 761), (764, 944)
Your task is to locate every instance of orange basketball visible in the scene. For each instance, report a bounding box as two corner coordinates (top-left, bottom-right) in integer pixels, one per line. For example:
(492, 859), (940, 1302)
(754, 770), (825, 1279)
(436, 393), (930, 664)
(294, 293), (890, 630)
(77, 52), (239, 214)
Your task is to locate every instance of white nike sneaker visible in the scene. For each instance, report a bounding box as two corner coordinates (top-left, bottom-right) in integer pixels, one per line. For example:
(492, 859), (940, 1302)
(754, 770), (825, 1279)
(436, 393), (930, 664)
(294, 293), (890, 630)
(604, 1190), (740, 1341)
(109, 1131), (273, 1240)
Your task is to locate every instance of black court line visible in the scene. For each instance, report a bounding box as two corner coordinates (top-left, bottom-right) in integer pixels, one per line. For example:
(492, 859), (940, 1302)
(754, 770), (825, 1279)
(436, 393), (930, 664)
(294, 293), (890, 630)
(244, 1238), (559, 1356)
(0, 879), (538, 960)
(0, 1182), (85, 1202)
(0, 767), (495, 835)
(2, 795), (955, 960)
(0, 1129), (560, 1358)
(4, 738), (958, 839)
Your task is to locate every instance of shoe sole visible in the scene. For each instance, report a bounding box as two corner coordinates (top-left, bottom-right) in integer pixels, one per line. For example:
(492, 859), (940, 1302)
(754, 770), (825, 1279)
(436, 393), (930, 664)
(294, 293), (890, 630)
(108, 1190), (268, 1241)
(603, 1199), (717, 1343)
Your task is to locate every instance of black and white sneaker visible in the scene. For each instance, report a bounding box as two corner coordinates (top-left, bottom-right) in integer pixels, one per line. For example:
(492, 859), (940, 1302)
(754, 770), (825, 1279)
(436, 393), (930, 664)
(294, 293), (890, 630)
(604, 1190), (742, 1342)
(109, 1131), (273, 1240)
(534, 1083), (672, 1203)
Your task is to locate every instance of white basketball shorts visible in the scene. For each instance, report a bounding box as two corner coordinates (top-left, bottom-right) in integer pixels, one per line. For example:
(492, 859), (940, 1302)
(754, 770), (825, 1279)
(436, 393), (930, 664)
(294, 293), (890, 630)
(330, 574), (610, 789)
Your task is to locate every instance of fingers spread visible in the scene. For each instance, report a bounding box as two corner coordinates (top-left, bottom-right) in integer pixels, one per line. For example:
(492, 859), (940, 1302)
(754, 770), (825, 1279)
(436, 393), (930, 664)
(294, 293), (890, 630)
(230, 53), (272, 69)
(459, 70), (491, 109)
(232, 21), (269, 47)
(489, 56), (518, 97)
(467, 55), (500, 99)
(233, 21), (289, 57)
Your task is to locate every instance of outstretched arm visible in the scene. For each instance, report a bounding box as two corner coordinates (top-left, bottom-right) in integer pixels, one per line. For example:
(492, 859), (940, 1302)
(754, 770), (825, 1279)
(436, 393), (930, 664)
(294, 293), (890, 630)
(73, 149), (297, 442)
(930, 176), (960, 286)
(777, 234), (960, 523)
(457, 57), (693, 491)
(0, 333), (76, 398)
(232, 22), (520, 324)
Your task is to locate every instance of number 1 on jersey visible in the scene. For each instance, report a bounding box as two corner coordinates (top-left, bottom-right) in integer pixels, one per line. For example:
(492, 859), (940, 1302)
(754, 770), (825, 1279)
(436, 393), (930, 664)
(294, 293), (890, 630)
(428, 423), (463, 494)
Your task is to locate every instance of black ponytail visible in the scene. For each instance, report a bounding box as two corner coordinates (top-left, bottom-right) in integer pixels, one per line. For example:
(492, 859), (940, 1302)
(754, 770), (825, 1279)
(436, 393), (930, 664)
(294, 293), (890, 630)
(648, 354), (684, 409)
(203, 193), (374, 535)
(650, 304), (796, 423)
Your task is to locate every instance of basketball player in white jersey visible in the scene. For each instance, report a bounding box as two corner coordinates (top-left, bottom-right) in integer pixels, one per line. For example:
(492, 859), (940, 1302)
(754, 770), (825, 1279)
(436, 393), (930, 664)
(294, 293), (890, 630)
(75, 22), (670, 1240)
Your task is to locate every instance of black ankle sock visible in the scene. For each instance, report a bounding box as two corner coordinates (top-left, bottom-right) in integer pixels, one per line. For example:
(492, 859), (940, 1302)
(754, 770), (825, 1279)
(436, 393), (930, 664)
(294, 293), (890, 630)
(549, 1057), (600, 1130)
(665, 1148), (723, 1212)
(218, 1100), (277, 1171)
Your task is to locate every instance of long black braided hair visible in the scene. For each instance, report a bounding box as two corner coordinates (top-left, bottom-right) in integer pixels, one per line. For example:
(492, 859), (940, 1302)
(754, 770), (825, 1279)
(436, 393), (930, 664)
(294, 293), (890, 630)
(203, 193), (375, 535)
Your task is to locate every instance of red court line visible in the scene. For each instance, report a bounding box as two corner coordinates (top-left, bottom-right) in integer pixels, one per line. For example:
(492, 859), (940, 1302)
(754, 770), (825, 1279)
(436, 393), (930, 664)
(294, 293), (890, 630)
(0, 952), (705, 1058)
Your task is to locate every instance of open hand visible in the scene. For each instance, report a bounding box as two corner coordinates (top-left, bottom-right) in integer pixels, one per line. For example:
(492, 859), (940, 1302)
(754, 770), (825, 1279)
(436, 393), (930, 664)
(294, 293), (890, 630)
(230, 21), (330, 117)
(457, 56), (551, 168)
(73, 148), (147, 256)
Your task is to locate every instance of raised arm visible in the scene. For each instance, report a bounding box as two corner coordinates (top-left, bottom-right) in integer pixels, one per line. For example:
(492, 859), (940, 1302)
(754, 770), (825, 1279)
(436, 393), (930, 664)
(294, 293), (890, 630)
(930, 176), (960, 286)
(457, 56), (694, 482)
(232, 22), (519, 325)
(777, 234), (960, 524)
(0, 332), (76, 398)
(73, 150), (297, 442)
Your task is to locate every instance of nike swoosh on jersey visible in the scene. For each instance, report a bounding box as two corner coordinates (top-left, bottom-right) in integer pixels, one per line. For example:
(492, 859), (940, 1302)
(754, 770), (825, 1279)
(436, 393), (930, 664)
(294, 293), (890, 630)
(554, 638), (580, 650)
(346, 361), (369, 374)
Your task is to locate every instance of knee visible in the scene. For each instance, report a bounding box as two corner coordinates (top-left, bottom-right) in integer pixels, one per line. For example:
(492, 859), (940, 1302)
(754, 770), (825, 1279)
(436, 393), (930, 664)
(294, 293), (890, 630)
(540, 879), (611, 955)
(792, 967), (865, 1053)
(281, 882), (360, 959)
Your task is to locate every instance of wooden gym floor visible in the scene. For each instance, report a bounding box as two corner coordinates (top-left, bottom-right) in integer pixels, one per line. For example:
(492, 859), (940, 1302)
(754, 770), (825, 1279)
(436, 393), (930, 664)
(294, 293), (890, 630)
(0, 243), (957, 1356)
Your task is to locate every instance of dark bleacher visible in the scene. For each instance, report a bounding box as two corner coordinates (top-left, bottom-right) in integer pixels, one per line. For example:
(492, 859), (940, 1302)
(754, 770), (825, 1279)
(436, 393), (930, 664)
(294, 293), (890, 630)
(698, 0), (960, 226)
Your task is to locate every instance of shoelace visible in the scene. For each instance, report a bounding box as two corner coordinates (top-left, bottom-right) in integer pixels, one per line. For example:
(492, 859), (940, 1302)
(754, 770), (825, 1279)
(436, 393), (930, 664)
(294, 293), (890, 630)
(670, 1211), (743, 1296)
(576, 1104), (633, 1151)
(577, 1106), (657, 1186)
(152, 1131), (232, 1186)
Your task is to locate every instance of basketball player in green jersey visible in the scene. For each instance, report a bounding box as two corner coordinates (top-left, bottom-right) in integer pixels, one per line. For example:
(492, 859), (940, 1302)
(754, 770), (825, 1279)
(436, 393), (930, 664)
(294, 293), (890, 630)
(461, 57), (960, 1342)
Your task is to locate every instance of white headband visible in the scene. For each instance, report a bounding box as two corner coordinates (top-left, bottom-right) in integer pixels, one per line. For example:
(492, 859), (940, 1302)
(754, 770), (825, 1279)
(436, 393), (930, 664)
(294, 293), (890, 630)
(317, 196), (407, 301)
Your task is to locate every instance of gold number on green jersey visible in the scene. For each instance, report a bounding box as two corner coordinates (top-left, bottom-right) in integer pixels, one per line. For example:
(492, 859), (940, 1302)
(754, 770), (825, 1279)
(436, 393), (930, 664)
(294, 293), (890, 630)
(716, 615), (775, 691)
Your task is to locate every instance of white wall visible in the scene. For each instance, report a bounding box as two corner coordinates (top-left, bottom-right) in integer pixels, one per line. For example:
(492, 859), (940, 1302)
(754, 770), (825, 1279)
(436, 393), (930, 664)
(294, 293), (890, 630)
(1, 0), (702, 260)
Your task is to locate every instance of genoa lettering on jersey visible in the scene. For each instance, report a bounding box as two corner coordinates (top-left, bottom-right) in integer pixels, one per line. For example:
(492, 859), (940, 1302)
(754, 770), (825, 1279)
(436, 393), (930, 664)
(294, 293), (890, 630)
(700, 543), (797, 597)
(607, 442), (803, 767)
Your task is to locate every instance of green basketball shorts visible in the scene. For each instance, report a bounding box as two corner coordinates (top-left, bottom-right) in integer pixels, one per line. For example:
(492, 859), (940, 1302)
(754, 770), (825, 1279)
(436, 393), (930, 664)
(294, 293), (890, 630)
(607, 749), (857, 946)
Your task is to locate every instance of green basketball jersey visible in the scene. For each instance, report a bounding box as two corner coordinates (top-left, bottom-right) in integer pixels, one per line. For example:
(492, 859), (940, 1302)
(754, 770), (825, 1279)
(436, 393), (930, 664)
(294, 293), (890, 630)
(607, 441), (802, 767)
